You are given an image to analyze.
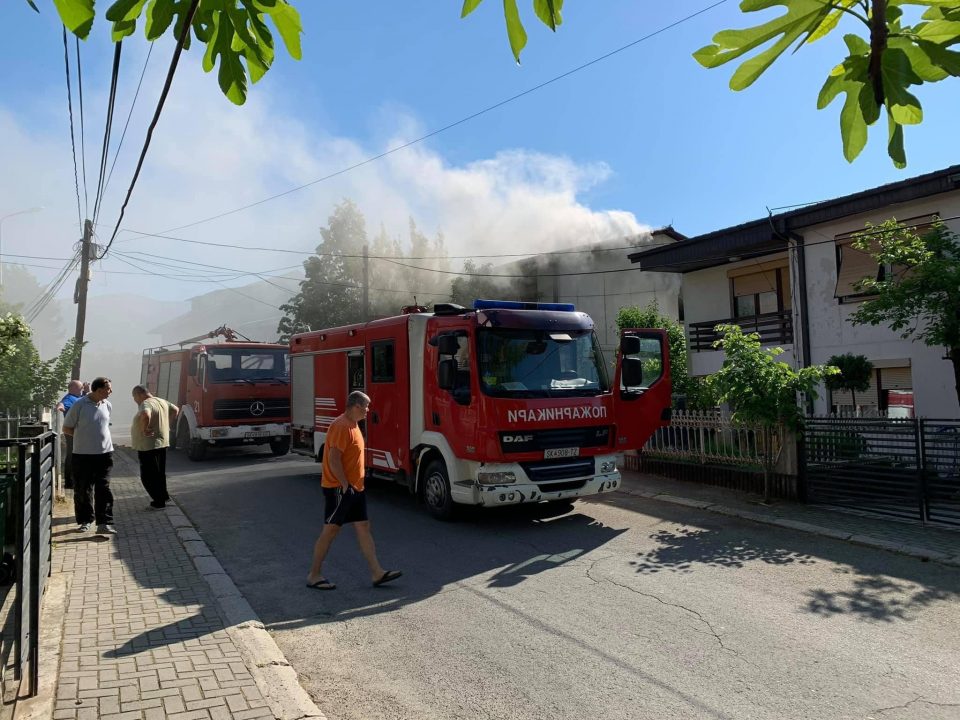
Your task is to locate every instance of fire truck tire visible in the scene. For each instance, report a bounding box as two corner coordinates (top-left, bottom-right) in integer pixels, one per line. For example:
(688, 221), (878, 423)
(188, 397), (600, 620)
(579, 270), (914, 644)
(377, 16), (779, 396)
(269, 438), (290, 456)
(178, 422), (207, 461)
(422, 458), (455, 520)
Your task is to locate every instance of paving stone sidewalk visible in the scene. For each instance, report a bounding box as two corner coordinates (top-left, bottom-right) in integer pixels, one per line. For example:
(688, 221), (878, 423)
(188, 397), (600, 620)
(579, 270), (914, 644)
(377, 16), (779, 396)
(618, 468), (960, 564)
(50, 451), (277, 720)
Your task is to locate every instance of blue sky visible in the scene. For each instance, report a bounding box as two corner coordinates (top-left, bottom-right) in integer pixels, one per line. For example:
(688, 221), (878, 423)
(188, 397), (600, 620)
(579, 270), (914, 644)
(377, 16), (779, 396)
(1, 0), (958, 303)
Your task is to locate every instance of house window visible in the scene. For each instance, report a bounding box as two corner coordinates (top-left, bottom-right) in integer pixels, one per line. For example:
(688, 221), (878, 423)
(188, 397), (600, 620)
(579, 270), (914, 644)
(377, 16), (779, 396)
(371, 341), (395, 383)
(834, 213), (937, 302)
(730, 266), (786, 318)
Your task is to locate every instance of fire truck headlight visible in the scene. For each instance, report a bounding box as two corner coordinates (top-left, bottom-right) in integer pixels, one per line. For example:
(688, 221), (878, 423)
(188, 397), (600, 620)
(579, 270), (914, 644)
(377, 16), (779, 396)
(599, 459), (617, 474)
(210, 428), (230, 438)
(477, 471), (516, 485)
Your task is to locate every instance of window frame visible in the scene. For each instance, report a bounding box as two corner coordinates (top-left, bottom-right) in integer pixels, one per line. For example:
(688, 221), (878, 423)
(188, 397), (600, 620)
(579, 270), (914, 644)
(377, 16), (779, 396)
(370, 340), (396, 383)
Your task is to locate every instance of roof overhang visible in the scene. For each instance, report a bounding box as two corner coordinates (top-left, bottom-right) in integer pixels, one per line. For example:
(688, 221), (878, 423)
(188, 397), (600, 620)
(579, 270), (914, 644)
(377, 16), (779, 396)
(630, 164), (960, 274)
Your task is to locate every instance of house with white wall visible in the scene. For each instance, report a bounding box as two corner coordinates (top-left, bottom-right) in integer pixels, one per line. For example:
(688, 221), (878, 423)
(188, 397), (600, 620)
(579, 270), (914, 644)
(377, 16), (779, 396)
(630, 165), (960, 418)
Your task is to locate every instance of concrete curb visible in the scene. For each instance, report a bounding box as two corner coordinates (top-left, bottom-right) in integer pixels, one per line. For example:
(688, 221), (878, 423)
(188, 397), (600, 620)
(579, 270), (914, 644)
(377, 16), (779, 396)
(162, 505), (327, 720)
(12, 574), (69, 720)
(618, 486), (960, 568)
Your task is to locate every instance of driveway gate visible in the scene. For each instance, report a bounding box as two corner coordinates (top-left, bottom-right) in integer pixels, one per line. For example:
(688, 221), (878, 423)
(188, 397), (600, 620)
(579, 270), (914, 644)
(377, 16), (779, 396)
(803, 418), (960, 528)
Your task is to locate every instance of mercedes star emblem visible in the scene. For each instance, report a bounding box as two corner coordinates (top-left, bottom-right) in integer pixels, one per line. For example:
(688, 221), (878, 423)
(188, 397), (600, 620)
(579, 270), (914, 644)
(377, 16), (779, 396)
(250, 401), (266, 416)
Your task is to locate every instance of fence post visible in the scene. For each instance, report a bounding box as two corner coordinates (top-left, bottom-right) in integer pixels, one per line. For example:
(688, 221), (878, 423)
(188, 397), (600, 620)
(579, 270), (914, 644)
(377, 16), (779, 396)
(797, 428), (808, 503)
(13, 443), (26, 684)
(916, 420), (928, 525)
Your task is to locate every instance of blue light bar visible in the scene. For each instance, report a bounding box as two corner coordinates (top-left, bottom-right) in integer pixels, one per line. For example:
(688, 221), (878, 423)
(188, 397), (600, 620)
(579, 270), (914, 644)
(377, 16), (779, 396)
(473, 299), (576, 312)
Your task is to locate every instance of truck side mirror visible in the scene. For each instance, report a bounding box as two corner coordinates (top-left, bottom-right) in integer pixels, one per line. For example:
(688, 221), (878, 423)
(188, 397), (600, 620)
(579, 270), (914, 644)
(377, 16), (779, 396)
(437, 334), (460, 356)
(621, 335), (641, 356)
(622, 357), (643, 388)
(438, 359), (457, 390)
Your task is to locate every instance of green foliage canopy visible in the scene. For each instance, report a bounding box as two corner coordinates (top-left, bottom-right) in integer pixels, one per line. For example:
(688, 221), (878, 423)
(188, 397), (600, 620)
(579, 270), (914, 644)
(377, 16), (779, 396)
(824, 353), (874, 405)
(710, 324), (837, 431)
(460, 0), (564, 63)
(694, 1), (960, 167)
(0, 313), (31, 358)
(849, 217), (960, 405)
(28, 0), (303, 105)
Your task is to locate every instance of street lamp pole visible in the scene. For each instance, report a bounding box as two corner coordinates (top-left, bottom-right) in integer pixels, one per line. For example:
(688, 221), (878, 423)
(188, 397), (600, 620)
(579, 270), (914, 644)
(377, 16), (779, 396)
(0, 206), (43, 287)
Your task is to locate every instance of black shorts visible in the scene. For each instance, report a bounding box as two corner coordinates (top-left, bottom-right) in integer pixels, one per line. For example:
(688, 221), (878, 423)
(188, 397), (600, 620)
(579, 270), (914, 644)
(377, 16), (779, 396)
(323, 487), (368, 526)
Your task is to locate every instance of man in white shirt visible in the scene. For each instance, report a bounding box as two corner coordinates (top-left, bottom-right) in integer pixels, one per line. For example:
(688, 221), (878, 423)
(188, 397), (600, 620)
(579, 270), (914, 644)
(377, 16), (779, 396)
(62, 377), (116, 536)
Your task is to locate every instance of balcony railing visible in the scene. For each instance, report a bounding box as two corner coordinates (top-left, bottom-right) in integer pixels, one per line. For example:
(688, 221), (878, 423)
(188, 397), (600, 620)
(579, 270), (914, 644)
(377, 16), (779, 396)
(689, 310), (793, 352)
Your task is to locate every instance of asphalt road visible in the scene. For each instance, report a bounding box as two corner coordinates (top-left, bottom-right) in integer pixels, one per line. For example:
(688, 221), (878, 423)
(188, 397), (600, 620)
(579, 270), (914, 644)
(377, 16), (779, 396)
(162, 446), (960, 720)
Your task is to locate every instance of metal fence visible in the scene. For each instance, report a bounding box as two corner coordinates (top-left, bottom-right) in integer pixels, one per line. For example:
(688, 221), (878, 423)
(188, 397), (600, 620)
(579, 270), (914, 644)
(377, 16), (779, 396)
(803, 417), (960, 528)
(0, 431), (56, 702)
(642, 409), (783, 470)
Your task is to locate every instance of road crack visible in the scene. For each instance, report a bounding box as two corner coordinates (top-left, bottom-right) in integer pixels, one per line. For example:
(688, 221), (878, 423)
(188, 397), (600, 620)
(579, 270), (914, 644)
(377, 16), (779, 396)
(586, 557), (748, 663)
(872, 696), (960, 715)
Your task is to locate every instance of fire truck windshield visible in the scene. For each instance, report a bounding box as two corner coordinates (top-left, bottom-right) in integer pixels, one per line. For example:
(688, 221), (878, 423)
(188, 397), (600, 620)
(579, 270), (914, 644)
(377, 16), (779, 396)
(205, 348), (289, 384)
(478, 329), (610, 398)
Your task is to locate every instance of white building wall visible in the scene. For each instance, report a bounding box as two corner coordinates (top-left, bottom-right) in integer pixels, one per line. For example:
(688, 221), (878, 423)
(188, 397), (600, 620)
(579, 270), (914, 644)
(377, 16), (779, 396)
(801, 193), (960, 417)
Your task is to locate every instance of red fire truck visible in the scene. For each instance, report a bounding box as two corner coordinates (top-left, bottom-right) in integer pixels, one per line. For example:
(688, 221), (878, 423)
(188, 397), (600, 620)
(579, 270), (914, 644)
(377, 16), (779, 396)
(289, 300), (671, 518)
(140, 326), (291, 461)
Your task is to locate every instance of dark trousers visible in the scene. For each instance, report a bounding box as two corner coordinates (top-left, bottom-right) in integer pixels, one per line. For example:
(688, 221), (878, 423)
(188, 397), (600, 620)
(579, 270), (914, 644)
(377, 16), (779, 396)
(63, 435), (74, 489)
(73, 453), (114, 525)
(137, 448), (169, 506)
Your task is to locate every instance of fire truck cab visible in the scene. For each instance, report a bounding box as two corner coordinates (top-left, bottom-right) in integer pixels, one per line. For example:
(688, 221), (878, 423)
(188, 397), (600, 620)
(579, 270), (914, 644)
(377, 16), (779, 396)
(141, 327), (291, 460)
(289, 300), (671, 518)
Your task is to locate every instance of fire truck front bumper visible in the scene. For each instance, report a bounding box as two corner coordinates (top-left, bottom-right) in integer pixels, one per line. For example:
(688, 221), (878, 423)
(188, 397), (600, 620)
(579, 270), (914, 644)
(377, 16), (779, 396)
(198, 423), (290, 444)
(458, 456), (622, 507)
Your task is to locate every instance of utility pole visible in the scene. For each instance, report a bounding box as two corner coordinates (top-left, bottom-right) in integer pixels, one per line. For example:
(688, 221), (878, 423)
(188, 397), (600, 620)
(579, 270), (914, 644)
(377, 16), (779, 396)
(71, 219), (92, 380)
(362, 244), (369, 322)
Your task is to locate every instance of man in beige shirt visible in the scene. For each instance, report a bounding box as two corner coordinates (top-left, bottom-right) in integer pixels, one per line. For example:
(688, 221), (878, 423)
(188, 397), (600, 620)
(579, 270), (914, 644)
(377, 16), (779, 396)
(131, 385), (179, 509)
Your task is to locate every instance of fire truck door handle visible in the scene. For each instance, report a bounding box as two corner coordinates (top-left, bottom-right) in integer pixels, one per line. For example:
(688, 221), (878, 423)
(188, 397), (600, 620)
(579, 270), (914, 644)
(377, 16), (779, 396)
(371, 411), (380, 424)
(432, 412), (440, 426)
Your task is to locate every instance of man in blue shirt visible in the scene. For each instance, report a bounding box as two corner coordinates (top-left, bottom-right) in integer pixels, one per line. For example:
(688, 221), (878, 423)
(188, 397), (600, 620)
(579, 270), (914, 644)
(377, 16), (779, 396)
(56, 380), (83, 490)
(63, 377), (116, 536)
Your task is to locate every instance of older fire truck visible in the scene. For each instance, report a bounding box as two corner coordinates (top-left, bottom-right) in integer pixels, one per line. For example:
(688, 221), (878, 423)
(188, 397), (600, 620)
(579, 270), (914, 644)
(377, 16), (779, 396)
(141, 326), (291, 461)
(289, 300), (671, 518)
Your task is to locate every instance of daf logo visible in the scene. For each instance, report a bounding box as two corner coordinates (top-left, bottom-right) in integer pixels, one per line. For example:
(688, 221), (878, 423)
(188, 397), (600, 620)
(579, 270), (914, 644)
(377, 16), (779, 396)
(250, 401), (266, 416)
(503, 434), (534, 443)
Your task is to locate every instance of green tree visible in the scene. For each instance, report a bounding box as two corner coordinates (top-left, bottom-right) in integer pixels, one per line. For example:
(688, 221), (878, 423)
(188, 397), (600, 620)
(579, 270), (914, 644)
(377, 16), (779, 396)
(849, 217), (960, 406)
(824, 352), (874, 409)
(448, 259), (537, 307)
(694, 1), (960, 167)
(710, 324), (837, 502)
(0, 312), (31, 359)
(27, 0), (302, 105)
(0, 324), (82, 410)
(616, 301), (691, 403)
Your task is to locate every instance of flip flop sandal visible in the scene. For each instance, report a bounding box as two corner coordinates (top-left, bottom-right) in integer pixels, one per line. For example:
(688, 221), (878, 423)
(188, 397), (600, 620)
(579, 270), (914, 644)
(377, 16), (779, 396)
(373, 570), (402, 587)
(306, 578), (336, 590)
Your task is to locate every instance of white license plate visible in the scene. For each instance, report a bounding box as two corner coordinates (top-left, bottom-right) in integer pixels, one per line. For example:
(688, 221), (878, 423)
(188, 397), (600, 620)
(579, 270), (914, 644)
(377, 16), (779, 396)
(544, 447), (579, 459)
(245, 431), (272, 438)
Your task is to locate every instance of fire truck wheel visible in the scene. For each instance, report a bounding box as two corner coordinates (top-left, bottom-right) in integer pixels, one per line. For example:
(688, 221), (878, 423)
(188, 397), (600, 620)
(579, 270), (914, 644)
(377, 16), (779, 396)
(422, 458), (455, 520)
(269, 438), (290, 456)
(178, 422), (207, 461)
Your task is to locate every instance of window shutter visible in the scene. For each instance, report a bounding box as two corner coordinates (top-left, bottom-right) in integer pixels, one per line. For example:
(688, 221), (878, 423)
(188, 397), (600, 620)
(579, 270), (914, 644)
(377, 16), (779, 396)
(733, 270), (778, 297)
(834, 241), (879, 299)
(880, 366), (912, 390)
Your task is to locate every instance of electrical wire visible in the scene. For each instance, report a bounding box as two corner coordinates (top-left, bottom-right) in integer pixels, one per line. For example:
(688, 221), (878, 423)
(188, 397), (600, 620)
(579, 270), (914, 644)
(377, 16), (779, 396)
(24, 251), (80, 322)
(62, 27), (83, 229)
(102, 42), (154, 202)
(92, 41), (124, 227)
(75, 37), (89, 218)
(139, 0), (732, 235)
(97, 0), (201, 261)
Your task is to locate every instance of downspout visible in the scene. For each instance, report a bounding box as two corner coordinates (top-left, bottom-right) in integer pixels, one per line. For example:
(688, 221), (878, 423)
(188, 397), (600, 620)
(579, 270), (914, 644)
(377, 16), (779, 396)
(788, 231), (813, 372)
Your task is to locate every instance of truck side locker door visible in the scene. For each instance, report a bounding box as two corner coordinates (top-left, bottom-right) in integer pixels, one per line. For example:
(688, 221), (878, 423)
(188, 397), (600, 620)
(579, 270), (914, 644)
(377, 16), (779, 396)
(365, 327), (406, 476)
(612, 328), (672, 450)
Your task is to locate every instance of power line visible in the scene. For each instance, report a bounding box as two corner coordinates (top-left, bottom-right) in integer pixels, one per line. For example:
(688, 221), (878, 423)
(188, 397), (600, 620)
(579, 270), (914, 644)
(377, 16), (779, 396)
(117, 227), (658, 261)
(140, 0), (731, 235)
(103, 42), (154, 202)
(92, 41), (124, 227)
(97, 0), (201, 261)
(75, 36), (89, 218)
(62, 27), (82, 228)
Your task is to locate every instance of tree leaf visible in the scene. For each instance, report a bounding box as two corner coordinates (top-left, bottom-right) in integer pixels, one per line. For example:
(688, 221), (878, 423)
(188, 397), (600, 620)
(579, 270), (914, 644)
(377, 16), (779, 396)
(840, 83), (869, 161)
(461, 0), (484, 18)
(886, 110), (907, 168)
(52, 0), (95, 38)
(882, 48), (924, 124)
(915, 19), (960, 44)
(889, 36), (948, 81)
(263, 1), (302, 60)
(916, 38), (960, 75)
(533, 0), (563, 31)
(106, 0), (148, 22)
(112, 18), (137, 40)
(24, 0), (40, 12)
(503, 0), (527, 63)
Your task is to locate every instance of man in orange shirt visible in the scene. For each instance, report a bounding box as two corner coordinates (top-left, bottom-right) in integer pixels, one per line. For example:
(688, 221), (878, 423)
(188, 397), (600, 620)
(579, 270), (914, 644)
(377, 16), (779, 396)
(306, 391), (402, 590)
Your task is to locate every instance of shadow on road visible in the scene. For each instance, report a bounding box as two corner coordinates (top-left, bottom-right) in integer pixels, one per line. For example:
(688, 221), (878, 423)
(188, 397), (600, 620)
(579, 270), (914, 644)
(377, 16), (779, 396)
(584, 492), (960, 624)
